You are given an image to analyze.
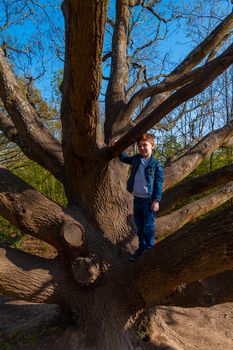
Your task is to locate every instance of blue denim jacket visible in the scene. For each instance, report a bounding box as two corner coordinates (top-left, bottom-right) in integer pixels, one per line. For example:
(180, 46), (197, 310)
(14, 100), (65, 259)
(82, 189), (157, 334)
(119, 152), (164, 202)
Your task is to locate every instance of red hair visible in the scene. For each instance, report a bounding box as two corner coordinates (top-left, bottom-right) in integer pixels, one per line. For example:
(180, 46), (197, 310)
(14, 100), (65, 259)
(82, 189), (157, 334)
(136, 133), (155, 147)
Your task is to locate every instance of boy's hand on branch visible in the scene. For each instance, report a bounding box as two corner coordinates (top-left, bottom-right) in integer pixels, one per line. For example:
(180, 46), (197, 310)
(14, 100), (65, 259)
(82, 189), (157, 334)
(151, 200), (159, 213)
(110, 139), (118, 146)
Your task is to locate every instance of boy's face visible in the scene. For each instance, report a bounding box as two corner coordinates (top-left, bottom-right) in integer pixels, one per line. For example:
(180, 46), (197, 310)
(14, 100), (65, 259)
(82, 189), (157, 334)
(138, 140), (154, 158)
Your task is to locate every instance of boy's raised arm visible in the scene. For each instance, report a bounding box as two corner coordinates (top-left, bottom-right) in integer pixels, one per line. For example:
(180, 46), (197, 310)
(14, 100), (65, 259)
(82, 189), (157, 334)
(118, 152), (134, 165)
(112, 139), (134, 165)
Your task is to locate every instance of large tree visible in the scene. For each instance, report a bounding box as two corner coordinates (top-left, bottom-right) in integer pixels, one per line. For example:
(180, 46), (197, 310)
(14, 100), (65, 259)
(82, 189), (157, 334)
(0, 1), (233, 349)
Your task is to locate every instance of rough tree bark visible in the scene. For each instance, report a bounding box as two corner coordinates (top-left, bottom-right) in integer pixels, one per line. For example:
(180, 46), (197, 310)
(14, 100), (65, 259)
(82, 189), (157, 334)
(156, 181), (233, 238)
(0, 1), (233, 349)
(105, 0), (130, 142)
(0, 49), (64, 182)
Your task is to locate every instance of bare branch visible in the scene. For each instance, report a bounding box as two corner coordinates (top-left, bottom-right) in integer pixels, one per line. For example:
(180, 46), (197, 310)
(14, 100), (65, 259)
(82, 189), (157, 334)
(151, 100), (210, 132)
(1, 41), (31, 57)
(126, 65), (146, 97)
(121, 62), (209, 124)
(0, 48), (64, 182)
(134, 11), (233, 124)
(126, 203), (233, 309)
(103, 51), (112, 62)
(128, 26), (162, 62)
(0, 111), (23, 142)
(27, 0), (58, 10)
(142, 2), (178, 24)
(160, 163), (233, 214)
(105, 44), (233, 159)
(163, 121), (233, 190)
(172, 12), (233, 75)
(107, 17), (115, 28)
(129, 0), (143, 6)
(0, 111), (61, 171)
(126, 63), (168, 99)
(156, 181), (233, 238)
(163, 270), (233, 307)
(207, 31), (233, 62)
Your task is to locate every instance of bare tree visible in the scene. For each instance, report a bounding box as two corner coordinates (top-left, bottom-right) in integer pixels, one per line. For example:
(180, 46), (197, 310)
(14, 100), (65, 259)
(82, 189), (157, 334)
(148, 0), (232, 164)
(0, 1), (233, 348)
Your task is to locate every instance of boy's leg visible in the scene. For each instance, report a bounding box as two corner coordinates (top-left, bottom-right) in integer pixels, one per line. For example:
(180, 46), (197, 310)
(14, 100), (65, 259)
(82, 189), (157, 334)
(133, 197), (146, 252)
(142, 198), (155, 250)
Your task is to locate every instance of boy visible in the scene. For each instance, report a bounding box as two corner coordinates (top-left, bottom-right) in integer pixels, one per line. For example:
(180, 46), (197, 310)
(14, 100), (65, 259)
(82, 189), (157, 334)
(118, 133), (164, 261)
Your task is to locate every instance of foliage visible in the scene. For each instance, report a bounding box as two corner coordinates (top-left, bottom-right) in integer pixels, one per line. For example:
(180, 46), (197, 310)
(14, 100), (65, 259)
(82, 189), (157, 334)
(0, 326), (58, 350)
(166, 147), (233, 214)
(0, 159), (67, 250)
(13, 160), (67, 206)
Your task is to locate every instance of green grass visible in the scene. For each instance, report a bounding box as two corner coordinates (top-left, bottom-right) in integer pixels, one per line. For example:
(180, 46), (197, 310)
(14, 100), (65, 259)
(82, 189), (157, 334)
(0, 326), (59, 349)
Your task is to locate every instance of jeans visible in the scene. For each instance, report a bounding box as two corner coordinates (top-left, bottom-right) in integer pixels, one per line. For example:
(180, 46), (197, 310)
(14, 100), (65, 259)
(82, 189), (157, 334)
(133, 196), (155, 251)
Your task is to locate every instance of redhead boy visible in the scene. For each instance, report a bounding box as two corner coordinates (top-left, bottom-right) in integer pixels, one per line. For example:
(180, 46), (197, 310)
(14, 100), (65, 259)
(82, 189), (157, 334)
(119, 134), (164, 261)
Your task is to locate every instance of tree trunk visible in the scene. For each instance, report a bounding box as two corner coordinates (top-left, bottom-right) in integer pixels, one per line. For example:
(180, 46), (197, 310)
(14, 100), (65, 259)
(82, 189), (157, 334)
(0, 251), (164, 350)
(64, 156), (135, 255)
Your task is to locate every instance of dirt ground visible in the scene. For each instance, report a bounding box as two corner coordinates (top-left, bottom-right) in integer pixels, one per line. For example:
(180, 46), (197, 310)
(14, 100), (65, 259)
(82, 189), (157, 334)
(0, 295), (233, 350)
(150, 304), (233, 349)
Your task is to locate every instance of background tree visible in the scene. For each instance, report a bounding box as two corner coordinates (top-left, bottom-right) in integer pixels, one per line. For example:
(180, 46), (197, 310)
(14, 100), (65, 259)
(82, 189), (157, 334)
(0, 1), (233, 349)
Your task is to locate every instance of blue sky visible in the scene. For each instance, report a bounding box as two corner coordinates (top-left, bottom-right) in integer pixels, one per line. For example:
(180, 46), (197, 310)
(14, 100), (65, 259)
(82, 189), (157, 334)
(0, 0), (231, 106)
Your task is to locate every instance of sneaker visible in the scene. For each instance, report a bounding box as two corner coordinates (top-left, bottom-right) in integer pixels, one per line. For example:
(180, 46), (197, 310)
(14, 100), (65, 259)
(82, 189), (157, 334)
(129, 249), (143, 262)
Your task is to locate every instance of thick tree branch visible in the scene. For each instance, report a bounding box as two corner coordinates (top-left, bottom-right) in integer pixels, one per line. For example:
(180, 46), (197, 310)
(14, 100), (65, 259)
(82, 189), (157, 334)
(105, 44), (233, 159)
(207, 32), (233, 62)
(163, 270), (233, 307)
(160, 163), (233, 214)
(156, 181), (233, 238)
(0, 247), (67, 304)
(126, 203), (233, 309)
(0, 164), (84, 251)
(0, 48), (64, 182)
(61, 0), (108, 157)
(172, 12), (233, 75)
(104, 0), (129, 142)
(131, 11), (233, 124)
(0, 111), (25, 144)
(163, 121), (233, 190)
